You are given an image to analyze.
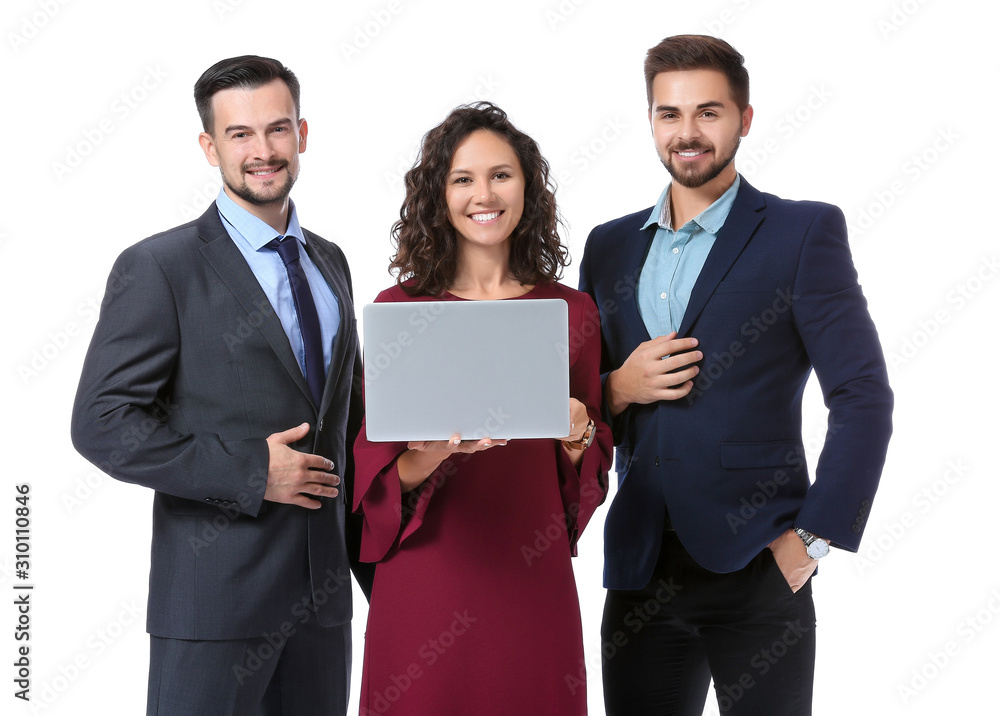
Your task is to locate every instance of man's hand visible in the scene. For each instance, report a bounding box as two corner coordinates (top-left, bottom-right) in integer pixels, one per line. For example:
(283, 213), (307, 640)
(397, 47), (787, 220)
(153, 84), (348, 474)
(606, 333), (702, 416)
(265, 423), (340, 509)
(768, 529), (824, 593)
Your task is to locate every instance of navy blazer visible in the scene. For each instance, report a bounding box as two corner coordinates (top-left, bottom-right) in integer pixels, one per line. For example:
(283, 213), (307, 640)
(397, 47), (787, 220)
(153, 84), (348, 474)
(72, 204), (371, 639)
(580, 178), (893, 589)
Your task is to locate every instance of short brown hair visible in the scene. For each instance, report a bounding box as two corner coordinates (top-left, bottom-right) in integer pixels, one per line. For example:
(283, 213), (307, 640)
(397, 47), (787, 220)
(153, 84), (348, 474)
(389, 102), (568, 297)
(644, 35), (749, 110)
(194, 55), (301, 133)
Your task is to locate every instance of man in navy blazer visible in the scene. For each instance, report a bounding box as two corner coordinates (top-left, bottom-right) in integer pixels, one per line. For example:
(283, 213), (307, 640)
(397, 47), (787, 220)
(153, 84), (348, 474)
(72, 56), (371, 715)
(580, 36), (892, 715)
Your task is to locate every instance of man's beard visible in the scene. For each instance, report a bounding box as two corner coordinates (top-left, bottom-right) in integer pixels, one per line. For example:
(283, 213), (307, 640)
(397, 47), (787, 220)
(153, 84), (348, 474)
(661, 127), (741, 189)
(223, 162), (296, 206)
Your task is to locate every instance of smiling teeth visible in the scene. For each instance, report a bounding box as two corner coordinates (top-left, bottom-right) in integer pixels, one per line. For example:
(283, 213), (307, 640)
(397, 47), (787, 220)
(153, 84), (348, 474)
(471, 211), (500, 222)
(678, 151), (703, 157)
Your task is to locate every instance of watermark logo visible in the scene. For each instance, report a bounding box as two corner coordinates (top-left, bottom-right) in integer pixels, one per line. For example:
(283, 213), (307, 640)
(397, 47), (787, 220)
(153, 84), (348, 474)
(7, 0), (72, 54)
(340, 0), (404, 63)
(51, 65), (169, 182)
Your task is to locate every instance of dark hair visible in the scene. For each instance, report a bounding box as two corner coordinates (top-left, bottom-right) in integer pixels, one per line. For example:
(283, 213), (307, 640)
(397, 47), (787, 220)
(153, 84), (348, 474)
(389, 102), (568, 297)
(194, 55), (301, 133)
(644, 35), (749, 110)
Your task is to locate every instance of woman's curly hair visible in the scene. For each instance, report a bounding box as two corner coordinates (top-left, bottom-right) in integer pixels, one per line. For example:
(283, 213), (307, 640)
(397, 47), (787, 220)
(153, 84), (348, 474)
(389, 102), (568, 296)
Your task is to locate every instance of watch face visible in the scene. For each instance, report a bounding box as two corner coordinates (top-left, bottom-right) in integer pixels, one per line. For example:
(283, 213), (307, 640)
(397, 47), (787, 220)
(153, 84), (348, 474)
(807, 540), (829, 559)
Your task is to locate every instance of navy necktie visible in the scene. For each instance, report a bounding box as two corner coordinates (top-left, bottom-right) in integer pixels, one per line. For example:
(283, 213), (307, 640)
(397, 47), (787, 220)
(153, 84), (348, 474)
(268, 237), (325, 404)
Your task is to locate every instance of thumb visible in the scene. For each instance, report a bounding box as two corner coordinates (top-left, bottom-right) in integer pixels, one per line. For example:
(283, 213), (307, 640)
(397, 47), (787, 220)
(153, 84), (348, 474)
(272, 422), (311, 445)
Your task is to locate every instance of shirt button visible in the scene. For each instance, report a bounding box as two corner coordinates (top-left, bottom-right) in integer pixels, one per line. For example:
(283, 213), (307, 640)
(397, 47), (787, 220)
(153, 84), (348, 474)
(672, 247), (680, 254)
(660, 292), (667, 300)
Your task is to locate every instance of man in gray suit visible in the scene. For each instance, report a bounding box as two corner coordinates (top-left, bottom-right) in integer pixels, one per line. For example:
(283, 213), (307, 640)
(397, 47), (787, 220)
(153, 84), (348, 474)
(71, 56), (371, 715)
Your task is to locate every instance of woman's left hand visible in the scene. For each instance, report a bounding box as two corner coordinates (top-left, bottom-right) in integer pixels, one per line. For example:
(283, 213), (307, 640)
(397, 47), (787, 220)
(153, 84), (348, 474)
(561, 398), (590, 442)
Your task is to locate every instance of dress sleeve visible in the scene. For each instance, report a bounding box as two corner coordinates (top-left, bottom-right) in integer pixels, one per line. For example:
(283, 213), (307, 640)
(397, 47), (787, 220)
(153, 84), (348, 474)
(554, 291), (613, 555)
(351, 287), (445, 562)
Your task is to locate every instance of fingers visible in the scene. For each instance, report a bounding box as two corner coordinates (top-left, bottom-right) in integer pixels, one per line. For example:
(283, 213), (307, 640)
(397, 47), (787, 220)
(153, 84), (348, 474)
(267, 470), (341, 508)
(265, 425), (341, 507)
(647, 334), (699, 360)
(455, 437), (508, 452)
(651, 365), (700, 390)
(408, 435), (508, 453)
(267, 422), (311, 446)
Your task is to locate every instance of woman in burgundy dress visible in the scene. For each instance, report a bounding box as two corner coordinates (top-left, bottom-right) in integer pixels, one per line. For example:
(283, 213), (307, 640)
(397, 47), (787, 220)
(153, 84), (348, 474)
(353, 102), (612, 715)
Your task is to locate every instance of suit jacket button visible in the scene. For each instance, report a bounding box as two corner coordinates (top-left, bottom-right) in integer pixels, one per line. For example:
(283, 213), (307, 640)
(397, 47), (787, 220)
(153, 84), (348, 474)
(655, 457), (660, 468)
(318, 418), (324, 432)
(852, 525), (862, 534)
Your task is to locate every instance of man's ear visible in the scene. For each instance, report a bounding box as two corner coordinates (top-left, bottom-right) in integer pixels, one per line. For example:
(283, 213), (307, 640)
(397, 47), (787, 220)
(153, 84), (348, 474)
(740, 105), (754, 138)
(297, 118), (308, 153)
(199, 131), (220, 167)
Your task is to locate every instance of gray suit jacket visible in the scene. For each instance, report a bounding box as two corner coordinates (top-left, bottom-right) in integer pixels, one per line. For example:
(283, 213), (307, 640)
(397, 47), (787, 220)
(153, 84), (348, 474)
(72, 203), (369, 640)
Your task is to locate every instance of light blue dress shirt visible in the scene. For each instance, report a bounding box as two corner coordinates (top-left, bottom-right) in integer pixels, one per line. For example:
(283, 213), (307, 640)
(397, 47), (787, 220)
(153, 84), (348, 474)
(216, 189), (340, 377)
(637, 176), (740, 338)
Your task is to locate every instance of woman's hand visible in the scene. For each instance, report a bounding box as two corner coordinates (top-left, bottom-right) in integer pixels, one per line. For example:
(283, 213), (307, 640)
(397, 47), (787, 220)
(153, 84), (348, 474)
(559, 398), (592, 468)
(407, 435), (508, 453)
(561, 398), (591, 443)
(398, 434), (507, 491)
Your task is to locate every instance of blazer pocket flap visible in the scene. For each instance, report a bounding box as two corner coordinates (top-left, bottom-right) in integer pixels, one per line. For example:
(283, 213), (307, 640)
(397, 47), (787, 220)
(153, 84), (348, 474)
(720, 441), (803, 469)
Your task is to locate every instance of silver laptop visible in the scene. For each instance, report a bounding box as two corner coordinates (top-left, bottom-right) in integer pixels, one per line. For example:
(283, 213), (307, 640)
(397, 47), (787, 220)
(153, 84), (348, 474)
(362, 298), (570, 442)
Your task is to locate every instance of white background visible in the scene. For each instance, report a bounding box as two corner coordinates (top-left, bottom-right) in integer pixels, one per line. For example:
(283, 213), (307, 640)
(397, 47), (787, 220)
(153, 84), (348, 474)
(3, 0), (998, 714)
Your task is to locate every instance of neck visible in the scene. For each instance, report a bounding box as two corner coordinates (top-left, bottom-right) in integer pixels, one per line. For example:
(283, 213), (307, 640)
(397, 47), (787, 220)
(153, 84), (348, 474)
(669, 164), (737, 229)
(224, 186), (291, 235)
(449, 244), (529, 300)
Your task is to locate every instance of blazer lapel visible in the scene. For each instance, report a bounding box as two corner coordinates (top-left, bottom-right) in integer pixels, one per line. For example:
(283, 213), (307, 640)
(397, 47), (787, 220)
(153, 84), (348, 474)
(623, 219), (658, 343)
(677, 178), (766, 337)
(303, 234), (353, 416)
(196, 205), (314, 404)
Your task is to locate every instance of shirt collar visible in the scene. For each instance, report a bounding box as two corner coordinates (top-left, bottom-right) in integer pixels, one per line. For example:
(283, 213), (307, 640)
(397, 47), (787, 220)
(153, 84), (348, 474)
(216, 187), (305, 250)
(642, 174), (741, 235)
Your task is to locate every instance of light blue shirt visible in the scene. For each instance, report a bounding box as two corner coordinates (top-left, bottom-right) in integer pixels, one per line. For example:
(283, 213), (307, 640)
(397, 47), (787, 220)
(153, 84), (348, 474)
(216, 188), (340, 378)
(637, 176), (740, 338)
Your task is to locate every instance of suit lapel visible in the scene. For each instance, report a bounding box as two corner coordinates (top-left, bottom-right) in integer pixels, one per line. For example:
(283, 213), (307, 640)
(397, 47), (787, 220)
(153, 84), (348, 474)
(677, 179), (767, 337)
(303, 234), (353, 416)
(623, 219), (658, 343)
(196, 205), (315, 404)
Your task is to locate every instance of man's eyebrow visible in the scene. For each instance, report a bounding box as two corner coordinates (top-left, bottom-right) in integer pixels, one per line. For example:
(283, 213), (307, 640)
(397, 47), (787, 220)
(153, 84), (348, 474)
(654, 100), (726, 113)
(223, 118), (294, 134)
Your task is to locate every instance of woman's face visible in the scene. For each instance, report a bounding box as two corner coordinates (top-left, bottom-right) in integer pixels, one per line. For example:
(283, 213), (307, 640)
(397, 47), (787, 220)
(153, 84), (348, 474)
(444, 129), (525, 252)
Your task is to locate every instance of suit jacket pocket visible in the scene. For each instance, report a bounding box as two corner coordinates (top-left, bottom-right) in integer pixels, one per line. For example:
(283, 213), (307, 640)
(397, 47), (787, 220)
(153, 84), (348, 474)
(720, 441), (804, 469)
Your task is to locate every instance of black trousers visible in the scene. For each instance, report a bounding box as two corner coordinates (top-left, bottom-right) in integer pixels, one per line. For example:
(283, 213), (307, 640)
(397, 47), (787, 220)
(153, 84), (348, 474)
(147, 618), (350, 716)
(602, 529), (816, 716)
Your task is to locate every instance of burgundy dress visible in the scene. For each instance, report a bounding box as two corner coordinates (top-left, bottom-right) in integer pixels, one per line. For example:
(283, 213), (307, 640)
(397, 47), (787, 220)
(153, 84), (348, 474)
(353, 282), (612, 715)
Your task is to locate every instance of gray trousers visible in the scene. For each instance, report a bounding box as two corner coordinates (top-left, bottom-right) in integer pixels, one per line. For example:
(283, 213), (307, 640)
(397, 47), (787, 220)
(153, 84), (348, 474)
(147, 619), (350, 715)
